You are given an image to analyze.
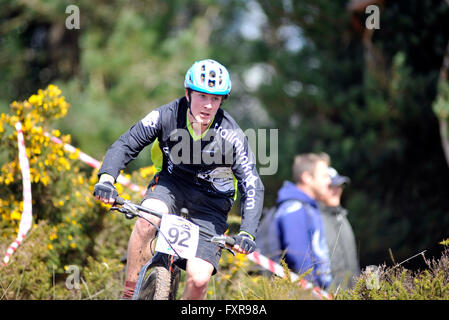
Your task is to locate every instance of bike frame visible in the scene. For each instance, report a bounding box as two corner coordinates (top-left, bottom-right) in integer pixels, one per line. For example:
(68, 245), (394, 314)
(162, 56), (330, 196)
(110, 196), (236, 300)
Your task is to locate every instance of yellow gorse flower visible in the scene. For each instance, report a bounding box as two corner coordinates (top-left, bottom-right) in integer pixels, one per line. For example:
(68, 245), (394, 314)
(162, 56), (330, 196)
(0, 84), (76, 238)
(139, 165), (156, 178)
(10, 210), (21, 220)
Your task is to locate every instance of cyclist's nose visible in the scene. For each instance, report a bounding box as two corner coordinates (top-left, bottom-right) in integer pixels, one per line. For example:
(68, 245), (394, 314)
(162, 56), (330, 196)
(203, 100), (213, 109)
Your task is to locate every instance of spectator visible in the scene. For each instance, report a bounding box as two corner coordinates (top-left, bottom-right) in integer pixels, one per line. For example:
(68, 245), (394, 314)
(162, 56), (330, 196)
(274, 152), (333, 289)
(319, 167), (360, 290)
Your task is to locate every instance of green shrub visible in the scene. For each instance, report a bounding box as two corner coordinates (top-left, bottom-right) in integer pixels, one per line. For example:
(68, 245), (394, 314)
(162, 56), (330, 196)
(0, 221), (53, 299)
(0, 220), (125, 300)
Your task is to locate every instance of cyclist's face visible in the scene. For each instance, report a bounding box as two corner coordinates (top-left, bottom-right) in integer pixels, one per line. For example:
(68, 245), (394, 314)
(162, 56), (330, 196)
(187, 90), (223, 126)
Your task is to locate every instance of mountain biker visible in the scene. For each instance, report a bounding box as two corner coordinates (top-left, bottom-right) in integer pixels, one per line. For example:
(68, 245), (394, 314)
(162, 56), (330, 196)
(93, 59), (264, 300)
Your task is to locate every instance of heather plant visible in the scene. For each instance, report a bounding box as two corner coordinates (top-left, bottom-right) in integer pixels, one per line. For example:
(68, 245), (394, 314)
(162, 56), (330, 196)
(209, 252), (318, 300)
(336, 247), (449, 300)
(208, 245), (449, 300)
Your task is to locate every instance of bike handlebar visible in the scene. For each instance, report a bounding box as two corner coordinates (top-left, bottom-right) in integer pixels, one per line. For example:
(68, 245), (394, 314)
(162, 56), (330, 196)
(110, 196), (236, 249)
(115, 196), (125, 206)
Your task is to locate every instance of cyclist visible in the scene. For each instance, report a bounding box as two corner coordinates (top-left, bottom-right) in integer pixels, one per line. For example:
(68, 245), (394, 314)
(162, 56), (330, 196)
(93, 59), (264, 300)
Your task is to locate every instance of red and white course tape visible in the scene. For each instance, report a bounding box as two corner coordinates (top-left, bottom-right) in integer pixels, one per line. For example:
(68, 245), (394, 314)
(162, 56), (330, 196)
(2, 122), (33, 266)
(248, 251), (332, 299)
(44, 132), (146, 196)
(3, 128), (332, 299)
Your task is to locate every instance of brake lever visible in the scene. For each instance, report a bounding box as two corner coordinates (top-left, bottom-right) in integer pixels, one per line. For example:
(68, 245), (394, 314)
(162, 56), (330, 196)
(210, 236), (236, 256)
(224, 247), (236, 256)
(110, 206), (137, 219)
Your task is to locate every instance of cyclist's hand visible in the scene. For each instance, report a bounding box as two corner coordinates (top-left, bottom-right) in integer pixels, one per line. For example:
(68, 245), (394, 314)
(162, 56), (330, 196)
(93, 181), (118, 204)
(232, 232), (256, 254)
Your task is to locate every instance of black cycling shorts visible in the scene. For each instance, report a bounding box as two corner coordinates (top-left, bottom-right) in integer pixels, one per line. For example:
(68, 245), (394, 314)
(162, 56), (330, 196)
(141, 171), (234, 275)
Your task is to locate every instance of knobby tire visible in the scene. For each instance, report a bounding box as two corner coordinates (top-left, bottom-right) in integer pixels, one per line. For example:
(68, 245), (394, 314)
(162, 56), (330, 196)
(138, 265), (181, 300)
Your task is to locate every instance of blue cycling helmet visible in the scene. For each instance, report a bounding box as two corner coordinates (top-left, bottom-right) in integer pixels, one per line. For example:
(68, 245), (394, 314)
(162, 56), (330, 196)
(184, 59), (232, 96)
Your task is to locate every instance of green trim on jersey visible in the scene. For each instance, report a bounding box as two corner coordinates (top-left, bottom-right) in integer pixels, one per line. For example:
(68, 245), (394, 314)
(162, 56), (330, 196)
(233, 174), (238, 201)
(186, 109), (215, 141)
(150, 109), (237, 200)
(187, 109), (237, 200)
(150, 138), (163, 173)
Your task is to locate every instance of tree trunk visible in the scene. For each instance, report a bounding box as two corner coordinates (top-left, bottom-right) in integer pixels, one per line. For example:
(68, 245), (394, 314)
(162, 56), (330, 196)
(436, 38), (449, 168)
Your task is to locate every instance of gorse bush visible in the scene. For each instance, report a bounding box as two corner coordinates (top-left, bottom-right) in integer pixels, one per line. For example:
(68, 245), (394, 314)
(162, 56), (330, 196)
(0, 85), (153, 299)
(0, 220), (125, 300)
(0, 84), (89, 269)
(0, 221), (53, 299)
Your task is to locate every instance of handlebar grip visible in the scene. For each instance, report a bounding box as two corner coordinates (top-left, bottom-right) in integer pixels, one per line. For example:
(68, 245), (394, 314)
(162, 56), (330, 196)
(225, 236), (236, 247)
(115, 196), (125, 206)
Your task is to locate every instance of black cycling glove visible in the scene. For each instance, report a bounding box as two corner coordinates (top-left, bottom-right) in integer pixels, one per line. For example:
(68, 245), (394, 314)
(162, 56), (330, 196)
(93, 181), (118, 201)
(233, 233), (257, 254)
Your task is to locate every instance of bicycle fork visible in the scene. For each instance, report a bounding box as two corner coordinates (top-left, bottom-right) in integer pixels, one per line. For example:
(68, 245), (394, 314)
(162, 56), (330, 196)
(132, 252), (173, 300)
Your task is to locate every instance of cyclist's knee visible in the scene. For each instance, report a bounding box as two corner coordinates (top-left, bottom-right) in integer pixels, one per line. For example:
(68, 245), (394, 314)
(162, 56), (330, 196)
(133, 219), (155, 239)
(141, 198), (169, 215)
(134, 198), (169, 236)
(185, 259), (213, 290)
(188, 273), (210, 291)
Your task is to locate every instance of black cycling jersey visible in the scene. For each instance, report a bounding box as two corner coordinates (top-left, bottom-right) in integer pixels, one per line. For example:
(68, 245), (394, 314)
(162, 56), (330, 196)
(98, 96), (264, 237)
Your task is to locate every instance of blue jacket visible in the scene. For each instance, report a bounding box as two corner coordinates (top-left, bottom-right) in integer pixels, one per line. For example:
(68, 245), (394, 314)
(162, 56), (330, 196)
(275, 181), (332, 289)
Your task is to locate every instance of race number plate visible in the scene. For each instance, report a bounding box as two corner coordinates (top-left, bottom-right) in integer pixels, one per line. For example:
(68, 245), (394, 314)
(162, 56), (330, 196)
(155, 214), (199, 259)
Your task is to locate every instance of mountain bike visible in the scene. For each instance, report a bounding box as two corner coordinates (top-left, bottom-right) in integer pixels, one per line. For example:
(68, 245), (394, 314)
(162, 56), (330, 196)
(110, 196), (236, 300)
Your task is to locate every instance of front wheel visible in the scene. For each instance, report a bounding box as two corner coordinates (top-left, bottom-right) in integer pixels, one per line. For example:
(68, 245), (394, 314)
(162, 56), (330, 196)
(169, 265), (181, 300)
(138, 265), (172, 300)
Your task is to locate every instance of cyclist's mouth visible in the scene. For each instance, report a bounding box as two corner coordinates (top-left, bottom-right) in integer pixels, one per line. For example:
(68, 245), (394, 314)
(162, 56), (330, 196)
(199, 112), (210, 119)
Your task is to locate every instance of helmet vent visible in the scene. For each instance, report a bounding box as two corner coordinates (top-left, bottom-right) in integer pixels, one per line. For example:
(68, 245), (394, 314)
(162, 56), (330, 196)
(184, 59), (231, 95)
